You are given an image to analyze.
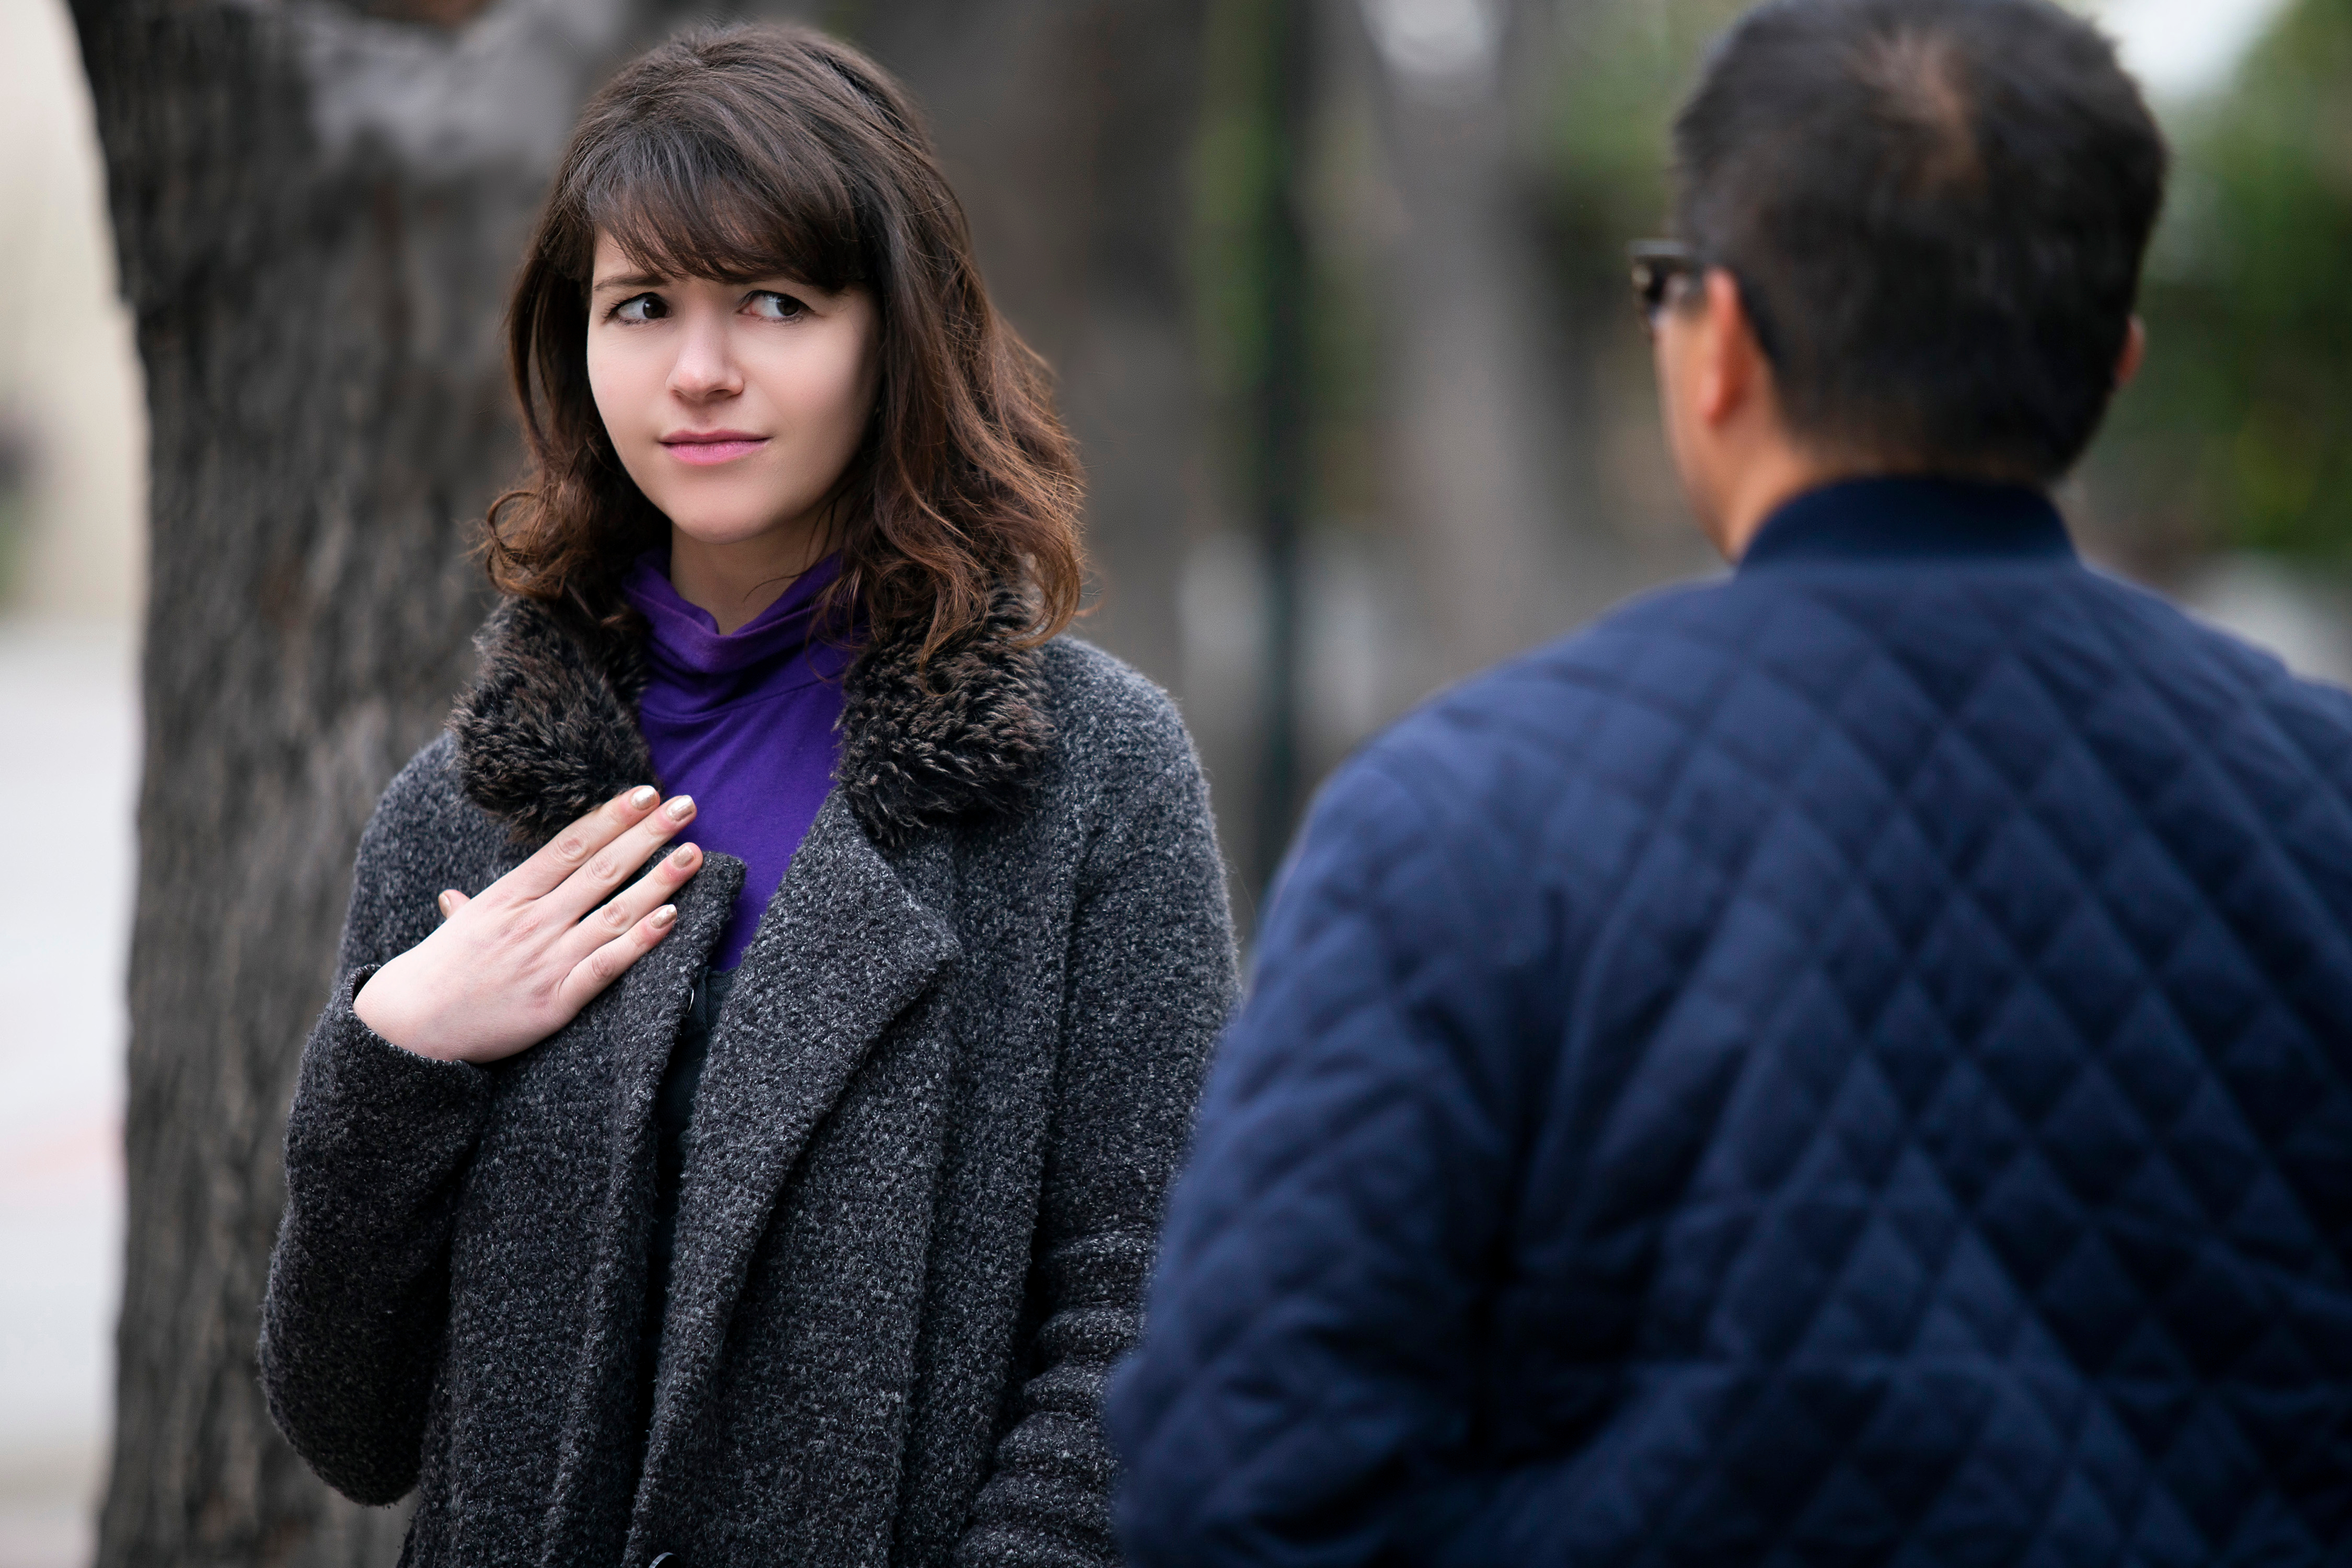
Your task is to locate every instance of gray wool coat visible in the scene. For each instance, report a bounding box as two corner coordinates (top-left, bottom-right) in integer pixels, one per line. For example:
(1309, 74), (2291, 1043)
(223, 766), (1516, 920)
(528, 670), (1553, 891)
(259, 592), (1238, 1568)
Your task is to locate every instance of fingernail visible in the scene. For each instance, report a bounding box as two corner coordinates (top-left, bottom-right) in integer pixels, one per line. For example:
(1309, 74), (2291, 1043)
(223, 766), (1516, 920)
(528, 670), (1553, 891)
(630, 786), (658, 811)
(671, 844), (697, 867)
(651, 905), (677, 929)
(436, 892), (454, 917)
(665, 795), (695, 821)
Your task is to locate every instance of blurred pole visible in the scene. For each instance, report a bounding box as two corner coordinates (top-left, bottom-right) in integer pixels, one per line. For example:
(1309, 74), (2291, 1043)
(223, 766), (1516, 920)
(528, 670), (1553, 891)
(1253, 0), (1315, 893)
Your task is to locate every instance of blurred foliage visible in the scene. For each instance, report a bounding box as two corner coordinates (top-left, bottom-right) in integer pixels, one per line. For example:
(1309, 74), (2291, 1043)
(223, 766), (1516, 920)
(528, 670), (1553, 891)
(2094, 0), (2352, 560)
(1193, 0), (1294, 487)
(1540, 0), (1744, 300)
(1190, 0), (1385, 526)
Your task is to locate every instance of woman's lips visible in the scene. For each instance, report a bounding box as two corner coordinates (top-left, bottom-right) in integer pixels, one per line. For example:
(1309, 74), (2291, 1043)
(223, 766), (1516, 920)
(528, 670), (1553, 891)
(661, 433), (769, 467)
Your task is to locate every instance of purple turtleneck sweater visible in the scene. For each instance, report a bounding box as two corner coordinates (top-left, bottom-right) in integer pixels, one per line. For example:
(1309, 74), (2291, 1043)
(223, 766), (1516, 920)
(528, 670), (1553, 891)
(621, 552), (856, 970)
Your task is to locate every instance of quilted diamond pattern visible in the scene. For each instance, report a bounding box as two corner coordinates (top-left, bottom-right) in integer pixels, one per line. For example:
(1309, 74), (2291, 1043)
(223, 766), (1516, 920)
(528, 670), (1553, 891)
(1109, 490), (2352, 1568)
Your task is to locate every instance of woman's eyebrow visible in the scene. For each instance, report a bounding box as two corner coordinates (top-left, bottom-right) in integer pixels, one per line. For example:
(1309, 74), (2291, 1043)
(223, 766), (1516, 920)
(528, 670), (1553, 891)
(592, 269), (668, 292)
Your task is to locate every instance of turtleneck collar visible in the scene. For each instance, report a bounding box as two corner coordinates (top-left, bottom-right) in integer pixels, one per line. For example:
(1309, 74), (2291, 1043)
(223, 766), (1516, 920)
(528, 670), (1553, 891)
(1737, 476), (2076, 572)
(621, 550), (855, 702)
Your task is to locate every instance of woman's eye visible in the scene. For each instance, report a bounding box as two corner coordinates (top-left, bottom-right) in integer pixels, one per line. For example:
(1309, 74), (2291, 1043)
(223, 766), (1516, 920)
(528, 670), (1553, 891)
(613, 293), (666, 324)
(746, 291), (808, 322)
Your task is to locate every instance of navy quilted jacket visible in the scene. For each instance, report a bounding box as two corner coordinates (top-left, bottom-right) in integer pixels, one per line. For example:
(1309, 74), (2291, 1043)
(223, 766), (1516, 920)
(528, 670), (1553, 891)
(1108, 479), (2352, 1567)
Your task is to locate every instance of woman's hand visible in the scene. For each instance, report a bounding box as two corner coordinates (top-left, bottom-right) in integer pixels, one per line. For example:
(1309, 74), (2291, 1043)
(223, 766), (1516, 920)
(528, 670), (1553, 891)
(353, 786), (705, 1064)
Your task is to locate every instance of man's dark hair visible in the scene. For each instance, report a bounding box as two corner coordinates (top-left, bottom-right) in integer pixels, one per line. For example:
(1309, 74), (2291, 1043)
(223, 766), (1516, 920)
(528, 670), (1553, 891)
(1674, 0), (2167, 481)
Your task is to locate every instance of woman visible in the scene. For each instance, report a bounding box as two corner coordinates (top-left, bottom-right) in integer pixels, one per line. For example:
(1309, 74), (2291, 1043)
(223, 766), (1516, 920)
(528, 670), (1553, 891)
(259, 26), (1235, 1568)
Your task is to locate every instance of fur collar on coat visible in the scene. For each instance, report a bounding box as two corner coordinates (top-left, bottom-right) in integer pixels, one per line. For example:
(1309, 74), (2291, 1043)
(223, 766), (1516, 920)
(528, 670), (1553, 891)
(445, 588), (1055, 851)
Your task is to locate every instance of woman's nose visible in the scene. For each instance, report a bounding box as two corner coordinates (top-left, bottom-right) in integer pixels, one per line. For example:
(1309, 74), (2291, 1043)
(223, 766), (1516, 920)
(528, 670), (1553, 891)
(668, 313), (742, 400)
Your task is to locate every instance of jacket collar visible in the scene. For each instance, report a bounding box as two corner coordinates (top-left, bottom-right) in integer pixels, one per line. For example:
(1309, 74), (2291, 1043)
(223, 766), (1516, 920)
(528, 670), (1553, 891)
(1738, 476), (2076, 573)
(446, 584), (1055, 852)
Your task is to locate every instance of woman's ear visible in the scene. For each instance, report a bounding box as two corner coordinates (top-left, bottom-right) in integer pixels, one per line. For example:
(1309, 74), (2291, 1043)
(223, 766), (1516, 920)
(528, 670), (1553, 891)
(2115, 316), (2147, 389)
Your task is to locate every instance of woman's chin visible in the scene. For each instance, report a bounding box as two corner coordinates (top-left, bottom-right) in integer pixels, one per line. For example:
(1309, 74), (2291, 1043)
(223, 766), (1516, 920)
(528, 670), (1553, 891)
(661, 508), (826, 554)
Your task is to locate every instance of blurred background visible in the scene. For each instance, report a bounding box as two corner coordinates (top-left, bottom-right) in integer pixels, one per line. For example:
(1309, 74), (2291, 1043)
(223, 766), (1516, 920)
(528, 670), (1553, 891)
(4, 0), (2347, 1562)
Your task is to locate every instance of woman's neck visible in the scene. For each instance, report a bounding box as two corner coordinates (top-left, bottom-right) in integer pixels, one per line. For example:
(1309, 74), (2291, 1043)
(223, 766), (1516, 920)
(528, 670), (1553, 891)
(667, 518), (832, 635)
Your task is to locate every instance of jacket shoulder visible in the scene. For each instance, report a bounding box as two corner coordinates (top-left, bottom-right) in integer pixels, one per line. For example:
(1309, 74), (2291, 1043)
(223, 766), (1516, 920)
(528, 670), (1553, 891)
(1037, 636), (1200, 787)
(1024, 638), (1222, 891)
(1347, 579), (1731, 824)
(340, 731), (515, 971)
(360, 731), (507, 864)
(2084, 567), (2352, 723)
(368, 730), (463, 827)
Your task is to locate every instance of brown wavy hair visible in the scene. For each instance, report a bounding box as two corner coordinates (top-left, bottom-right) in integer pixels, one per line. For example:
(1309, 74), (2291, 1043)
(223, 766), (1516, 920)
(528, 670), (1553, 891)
(488, 23), (1084, 656)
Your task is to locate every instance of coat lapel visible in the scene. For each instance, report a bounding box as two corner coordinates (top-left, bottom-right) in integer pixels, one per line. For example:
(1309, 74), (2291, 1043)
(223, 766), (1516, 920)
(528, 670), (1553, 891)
(533, 851), (740, 1568)
(635, 791), (962, 1496)
(441, 583), (1040, 1548)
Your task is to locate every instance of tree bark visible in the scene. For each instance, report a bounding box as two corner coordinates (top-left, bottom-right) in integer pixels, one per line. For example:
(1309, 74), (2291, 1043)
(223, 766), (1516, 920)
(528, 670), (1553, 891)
(75, 0), (685, 1561)
(70, 0), (1207, 1562)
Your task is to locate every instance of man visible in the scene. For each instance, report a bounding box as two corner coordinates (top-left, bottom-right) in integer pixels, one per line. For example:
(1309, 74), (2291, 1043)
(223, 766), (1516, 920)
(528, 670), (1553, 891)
(1106, 1), (2352, 1563)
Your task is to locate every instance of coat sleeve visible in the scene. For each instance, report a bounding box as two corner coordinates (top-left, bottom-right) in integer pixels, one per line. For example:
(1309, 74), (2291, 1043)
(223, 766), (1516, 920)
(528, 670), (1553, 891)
(954, 745), (1240, 1567)
(1103, 754), (1526, 1568)
(259, 742), (499, 1506)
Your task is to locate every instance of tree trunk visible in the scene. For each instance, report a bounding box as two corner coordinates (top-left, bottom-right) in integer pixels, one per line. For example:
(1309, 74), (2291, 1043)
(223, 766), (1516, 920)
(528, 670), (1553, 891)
(75, 0), (686, 1561)
(71, 0), (1208, 1562)
(1356, 0), (1642, 683)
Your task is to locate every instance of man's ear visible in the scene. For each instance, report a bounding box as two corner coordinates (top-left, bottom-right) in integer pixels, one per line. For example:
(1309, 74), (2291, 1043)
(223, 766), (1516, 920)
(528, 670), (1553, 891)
(2115, 316), (2147, 389)
(1695, 268), (1767, 426)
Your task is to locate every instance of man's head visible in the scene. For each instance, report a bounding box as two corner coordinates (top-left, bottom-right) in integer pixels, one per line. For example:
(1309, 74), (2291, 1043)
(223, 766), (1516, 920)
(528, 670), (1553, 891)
(1650, 0), (2166, 556)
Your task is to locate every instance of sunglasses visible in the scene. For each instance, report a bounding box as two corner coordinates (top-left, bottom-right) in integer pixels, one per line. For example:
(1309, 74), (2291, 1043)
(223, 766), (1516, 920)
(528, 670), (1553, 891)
(1628, 240), (1703, 331)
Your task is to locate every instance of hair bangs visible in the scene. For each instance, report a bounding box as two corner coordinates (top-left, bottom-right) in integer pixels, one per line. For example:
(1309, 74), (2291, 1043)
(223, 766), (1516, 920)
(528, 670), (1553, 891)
(572, 117), (866, 293)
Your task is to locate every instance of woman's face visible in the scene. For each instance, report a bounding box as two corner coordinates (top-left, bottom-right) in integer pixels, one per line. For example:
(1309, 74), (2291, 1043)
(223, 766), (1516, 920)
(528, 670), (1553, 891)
(586, 232), (881, 551)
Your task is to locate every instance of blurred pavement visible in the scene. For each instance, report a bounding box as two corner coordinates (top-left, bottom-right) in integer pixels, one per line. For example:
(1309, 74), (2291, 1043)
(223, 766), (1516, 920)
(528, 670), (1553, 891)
(0, 619), (135, 1568)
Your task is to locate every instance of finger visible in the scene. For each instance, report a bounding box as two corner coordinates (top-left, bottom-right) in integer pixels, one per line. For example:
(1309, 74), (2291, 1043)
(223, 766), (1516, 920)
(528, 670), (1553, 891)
(557, 842), (702, 965)
(505, 786), (662, 902)
(436, 890), (471, 920)
(558, 903), (678, 1013)
(544, 792), (698, 924)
